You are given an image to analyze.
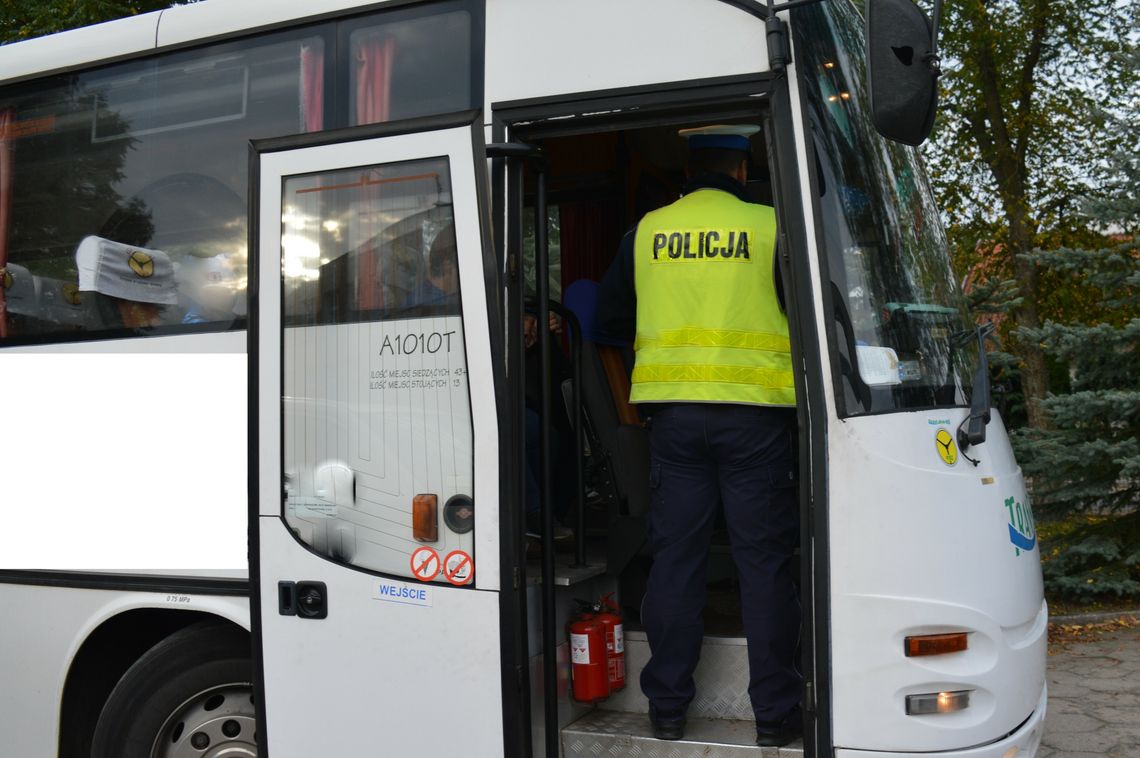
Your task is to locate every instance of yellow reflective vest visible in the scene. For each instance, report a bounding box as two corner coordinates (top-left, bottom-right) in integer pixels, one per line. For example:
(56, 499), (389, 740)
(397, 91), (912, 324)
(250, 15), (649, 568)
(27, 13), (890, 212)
(630, 187), (795, 406)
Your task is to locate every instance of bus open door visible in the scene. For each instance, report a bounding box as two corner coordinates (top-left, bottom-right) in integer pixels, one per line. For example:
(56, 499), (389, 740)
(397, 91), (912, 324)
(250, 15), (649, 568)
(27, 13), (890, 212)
(249, 113), (521, 756)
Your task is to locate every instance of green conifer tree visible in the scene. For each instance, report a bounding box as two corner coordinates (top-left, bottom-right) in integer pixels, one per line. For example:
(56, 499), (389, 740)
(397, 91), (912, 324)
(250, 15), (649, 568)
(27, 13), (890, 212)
(1012, 100), (1140, 600)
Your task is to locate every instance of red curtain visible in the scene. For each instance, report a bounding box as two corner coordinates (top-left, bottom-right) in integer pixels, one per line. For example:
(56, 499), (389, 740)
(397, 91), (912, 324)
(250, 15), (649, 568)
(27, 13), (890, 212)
(356, 229), (383, 311)
(300, 43), (324, 133)
(353, 34), (396, 309)
(0, 108), (13, 338)
(353, 35), (396, 126)
(559, 200), (623, 292)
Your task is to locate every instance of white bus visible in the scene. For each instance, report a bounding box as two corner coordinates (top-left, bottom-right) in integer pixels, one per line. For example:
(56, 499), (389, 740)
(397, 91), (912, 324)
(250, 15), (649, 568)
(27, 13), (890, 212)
(0, 1), (1047, 756)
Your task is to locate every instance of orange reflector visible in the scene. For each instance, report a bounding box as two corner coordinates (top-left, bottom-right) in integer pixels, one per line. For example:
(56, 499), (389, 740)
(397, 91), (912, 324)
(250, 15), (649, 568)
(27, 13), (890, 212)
(905, 632), (969, 657)
(412, 494), (439, 542)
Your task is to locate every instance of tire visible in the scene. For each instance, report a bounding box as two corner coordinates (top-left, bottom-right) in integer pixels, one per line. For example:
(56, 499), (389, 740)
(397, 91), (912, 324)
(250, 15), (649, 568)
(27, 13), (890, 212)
(91, 620), (256, 758)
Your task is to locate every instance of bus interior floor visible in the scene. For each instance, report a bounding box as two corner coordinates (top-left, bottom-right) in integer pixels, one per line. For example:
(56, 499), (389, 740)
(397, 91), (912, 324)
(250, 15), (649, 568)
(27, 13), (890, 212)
(524, 549), (609, 587)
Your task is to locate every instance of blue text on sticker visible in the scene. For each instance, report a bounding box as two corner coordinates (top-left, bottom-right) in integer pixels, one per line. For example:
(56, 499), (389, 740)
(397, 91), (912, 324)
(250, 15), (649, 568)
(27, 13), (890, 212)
(376, 578), (433, 607)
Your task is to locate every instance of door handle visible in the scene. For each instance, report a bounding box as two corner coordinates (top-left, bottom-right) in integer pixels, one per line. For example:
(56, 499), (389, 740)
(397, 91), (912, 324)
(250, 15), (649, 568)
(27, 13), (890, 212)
(278, 580), (328, 619)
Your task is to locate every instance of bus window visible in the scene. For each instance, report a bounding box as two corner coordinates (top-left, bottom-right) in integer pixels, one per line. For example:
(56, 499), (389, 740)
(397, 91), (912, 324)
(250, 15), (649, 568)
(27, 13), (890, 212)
(281, 156), (474, 581)
(0, 1), (479, 343)
(794, 2), (975, 415)
(0, 30), (325, 340)
(347, 10), (472, 126)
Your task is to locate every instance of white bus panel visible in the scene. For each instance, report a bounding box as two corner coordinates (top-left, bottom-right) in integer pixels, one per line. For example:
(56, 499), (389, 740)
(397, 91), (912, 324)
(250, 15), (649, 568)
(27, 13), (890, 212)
(486, 0), (769, 108)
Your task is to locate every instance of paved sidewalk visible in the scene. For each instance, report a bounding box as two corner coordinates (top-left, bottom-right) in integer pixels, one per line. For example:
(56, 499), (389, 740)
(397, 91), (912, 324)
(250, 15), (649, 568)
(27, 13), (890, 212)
(1039, 623), (1140, 757)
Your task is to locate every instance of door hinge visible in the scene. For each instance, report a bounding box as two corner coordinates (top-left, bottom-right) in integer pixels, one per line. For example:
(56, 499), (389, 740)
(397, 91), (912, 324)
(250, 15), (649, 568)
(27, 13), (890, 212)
(766, 16), (791, 72)
(513, 565), (521, 590)
(804, 679), (816, 712)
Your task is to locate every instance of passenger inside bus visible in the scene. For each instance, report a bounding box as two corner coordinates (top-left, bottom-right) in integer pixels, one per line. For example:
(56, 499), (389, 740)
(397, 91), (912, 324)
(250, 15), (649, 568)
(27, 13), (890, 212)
(177, 253), (243, 325)
(416, 221), (460, 309)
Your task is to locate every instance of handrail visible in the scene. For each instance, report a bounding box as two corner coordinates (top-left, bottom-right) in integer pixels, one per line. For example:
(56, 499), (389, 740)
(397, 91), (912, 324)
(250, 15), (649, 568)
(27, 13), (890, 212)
(532, 167), (560, 758)
(545, 300), (587, 569)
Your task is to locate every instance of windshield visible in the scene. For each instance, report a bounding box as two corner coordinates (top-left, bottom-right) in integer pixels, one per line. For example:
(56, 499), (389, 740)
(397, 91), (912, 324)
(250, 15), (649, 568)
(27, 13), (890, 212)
(792, 0), (975, 416)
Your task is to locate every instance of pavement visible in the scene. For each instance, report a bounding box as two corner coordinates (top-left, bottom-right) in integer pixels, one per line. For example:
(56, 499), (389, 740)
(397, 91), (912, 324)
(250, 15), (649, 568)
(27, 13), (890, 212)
(1039, 618), (1140, 758)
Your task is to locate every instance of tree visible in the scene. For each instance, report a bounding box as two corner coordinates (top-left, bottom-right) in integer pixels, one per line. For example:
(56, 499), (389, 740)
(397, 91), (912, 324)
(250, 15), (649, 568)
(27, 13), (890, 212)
(1, 0), (186, 44)
(1012, 98), (1140, 599)
(927, 0), (1138, 429)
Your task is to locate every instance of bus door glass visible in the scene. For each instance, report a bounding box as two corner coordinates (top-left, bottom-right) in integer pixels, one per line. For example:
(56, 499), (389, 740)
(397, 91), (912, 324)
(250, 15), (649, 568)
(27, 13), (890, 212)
(251, 118), (504, 756)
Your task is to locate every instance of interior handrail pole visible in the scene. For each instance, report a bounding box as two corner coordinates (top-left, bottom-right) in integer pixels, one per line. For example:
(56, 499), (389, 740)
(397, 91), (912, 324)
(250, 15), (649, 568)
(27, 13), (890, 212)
(534, 167), (559, 758)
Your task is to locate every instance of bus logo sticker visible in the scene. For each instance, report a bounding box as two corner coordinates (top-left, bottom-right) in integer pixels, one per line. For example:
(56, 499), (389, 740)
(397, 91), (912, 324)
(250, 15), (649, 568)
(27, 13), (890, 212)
(443, 550), (473, 586)
(127, 250), (154, 278)
(410, 546), (441, 582)
(934, 428), (957, 466)
(1, 270), (12, 290)
(1004, 496), (1037, 556)
(375, 578), (433, 608)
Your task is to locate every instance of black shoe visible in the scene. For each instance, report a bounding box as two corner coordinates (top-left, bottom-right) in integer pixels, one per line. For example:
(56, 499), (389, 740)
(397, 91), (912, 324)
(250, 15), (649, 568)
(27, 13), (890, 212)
(755, 716), (802, 747)
(649, 708), (686, 741)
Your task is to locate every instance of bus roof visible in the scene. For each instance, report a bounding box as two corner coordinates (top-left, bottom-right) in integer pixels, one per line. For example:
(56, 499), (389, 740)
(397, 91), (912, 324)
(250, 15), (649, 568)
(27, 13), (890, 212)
(1, 0), (770, 94)
(0, 0), (401, 85)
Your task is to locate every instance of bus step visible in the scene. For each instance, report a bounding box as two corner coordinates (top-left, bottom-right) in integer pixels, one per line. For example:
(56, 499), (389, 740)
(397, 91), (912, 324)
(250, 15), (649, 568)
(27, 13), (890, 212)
(598, 631), (753, 720)
(562, 709), (804, 757)
(525, 550), (608, 587)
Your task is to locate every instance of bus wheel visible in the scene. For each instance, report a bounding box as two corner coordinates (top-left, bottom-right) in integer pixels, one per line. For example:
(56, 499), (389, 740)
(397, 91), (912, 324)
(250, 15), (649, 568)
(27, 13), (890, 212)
(91, 619), (256, 758)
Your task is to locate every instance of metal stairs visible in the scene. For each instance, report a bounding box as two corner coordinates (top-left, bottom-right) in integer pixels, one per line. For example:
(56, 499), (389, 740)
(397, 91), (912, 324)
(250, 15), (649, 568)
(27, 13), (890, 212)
(560, 631), (804, 757)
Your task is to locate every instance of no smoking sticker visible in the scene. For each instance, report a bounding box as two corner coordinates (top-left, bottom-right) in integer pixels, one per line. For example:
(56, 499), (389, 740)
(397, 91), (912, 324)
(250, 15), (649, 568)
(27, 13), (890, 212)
(410, 546), (441, 582)
(443, 550), (474, 586)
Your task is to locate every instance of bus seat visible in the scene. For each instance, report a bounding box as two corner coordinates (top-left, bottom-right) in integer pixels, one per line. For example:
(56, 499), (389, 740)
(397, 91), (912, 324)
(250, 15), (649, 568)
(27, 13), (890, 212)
(563, 280), (650, 519)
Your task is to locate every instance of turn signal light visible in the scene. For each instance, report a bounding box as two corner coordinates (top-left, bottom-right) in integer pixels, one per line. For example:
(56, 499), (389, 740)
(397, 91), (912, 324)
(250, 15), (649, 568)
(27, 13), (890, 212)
(413, 494), (438, 542)
(905, 689), (971, 715)
(905, 632), (968, 657)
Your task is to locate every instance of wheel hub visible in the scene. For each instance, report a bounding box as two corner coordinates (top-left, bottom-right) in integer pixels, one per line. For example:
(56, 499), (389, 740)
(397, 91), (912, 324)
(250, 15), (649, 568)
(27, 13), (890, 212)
(152, 683), (257, 758)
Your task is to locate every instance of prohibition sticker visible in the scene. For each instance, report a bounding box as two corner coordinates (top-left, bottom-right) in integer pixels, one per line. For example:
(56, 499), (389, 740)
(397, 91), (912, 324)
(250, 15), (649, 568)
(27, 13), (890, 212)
(410, 546), (441, 582)
(443, 549), (474, 586)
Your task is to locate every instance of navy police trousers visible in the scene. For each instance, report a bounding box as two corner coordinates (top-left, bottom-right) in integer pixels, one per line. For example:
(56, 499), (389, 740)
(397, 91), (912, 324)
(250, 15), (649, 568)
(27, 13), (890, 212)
(640, 403), (801, 724)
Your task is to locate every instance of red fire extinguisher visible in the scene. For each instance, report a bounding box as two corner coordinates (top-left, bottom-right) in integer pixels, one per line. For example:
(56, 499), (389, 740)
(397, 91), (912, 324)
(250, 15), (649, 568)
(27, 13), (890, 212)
(568, 605), (610, 703)
(595, 593), (626, 692)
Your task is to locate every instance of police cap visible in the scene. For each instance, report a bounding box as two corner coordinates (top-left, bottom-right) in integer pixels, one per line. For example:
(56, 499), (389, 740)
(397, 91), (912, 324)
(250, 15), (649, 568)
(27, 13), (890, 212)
(679, 124), (760, 153)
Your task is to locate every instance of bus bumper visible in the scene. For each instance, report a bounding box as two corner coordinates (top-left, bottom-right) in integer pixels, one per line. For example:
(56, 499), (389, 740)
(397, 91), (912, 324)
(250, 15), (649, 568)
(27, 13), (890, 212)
(835, 682), (1047, 758)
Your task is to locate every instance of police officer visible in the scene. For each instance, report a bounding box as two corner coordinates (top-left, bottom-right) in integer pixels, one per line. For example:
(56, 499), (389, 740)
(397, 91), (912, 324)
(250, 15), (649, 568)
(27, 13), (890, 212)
(596, 125), (800, 747)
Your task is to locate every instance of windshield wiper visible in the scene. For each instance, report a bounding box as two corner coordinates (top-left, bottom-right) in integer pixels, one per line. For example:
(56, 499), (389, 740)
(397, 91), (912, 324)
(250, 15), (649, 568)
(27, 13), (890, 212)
(956, 322), (995, 465)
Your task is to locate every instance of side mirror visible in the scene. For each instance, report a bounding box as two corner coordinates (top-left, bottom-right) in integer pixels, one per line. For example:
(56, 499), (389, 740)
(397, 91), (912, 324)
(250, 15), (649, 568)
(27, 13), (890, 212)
(866, 0), (940, 146)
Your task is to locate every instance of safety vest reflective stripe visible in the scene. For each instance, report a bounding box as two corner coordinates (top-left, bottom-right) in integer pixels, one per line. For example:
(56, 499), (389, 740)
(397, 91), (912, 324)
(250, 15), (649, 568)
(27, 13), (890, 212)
(632, 363), (794, 389)
(635, 327), (791, 354)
